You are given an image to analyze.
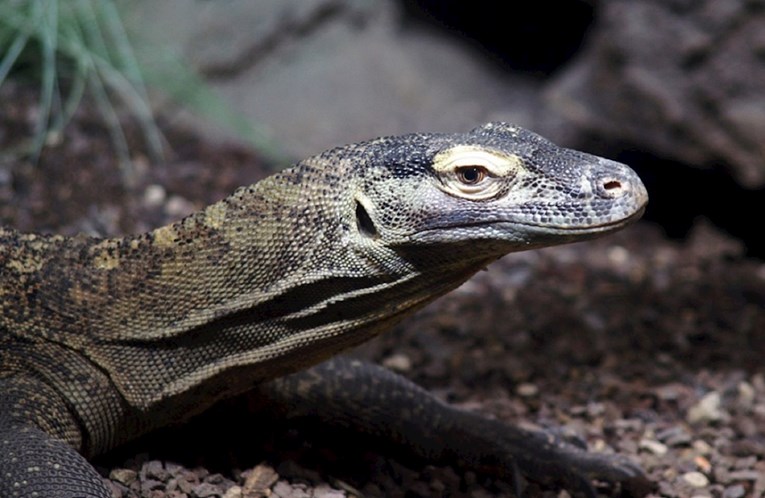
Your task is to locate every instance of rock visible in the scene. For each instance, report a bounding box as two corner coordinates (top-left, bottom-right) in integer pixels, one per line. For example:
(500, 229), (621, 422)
(546, 0), (765, 187)
(143, 184), (166, 208)
(141, 479), (165, 495)
(656, 425), (692, 447)
(516, 382), (539, 397)
(205, 473), (228, 485)
(728, 469), (762, 481)
(242, 464), (279, 498)
(736, 381), (755, 409)
(639, 438), (668, 456)
(723, 484), (746, 498)
(382, 352), (412, 372)
(223, 486), (243, 498)
(194, 481), (224, 497)
(272, 481), (310, 498)
(312, 484), (345, 498)
(687, 391), (727, 424)
(177, 476), (196, 494)
(109, 468), (138, 486)
(142, 460), (170, 482)
(682, 471), (710, 488)
(119, 0), (540, 160)
(692, 439), (713, 455)
(105, 480), (128, 498)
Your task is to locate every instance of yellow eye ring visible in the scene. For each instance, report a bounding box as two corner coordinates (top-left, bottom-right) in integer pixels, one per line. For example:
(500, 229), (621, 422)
(432, 146), (523, 200)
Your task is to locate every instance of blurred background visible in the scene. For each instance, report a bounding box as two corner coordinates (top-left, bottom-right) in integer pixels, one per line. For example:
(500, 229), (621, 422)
(1, 1), (764, 497)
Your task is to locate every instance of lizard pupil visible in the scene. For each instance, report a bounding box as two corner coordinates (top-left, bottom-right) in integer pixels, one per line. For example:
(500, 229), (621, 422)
(457, 166), (484, 185)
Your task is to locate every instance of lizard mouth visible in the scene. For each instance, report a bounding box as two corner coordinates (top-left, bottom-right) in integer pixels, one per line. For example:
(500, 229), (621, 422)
(410, 202), (647, 243)
(514, 203), (647, 234)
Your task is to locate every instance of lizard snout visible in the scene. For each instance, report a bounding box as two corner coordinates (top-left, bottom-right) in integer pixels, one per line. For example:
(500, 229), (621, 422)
(590, 160), (649, 207)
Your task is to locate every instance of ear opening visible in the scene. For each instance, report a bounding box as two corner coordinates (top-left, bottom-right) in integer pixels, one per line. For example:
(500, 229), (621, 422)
(355, 199), (379, 239)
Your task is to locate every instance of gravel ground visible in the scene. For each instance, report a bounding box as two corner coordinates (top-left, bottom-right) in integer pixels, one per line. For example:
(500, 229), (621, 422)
(1, 84), (764, 498)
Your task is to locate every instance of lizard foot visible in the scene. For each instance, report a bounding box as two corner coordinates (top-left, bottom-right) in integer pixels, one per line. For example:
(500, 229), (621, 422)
(484, 424), (653, 497)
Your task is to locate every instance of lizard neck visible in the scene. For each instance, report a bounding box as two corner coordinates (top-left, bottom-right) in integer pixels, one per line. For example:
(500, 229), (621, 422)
(5, 162), (466, 418)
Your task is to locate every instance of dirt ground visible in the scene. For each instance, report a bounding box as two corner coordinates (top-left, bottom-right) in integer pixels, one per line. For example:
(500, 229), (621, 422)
(1, 83), (764, 498)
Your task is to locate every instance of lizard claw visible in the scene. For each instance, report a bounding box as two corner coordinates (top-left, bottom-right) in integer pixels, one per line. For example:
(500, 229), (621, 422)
(483, 424), (653, 497)
(529, 436), (653, 497)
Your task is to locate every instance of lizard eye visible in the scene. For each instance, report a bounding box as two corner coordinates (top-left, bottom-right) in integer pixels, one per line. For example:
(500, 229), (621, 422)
(456, 166), (487, 185)
(433, 146), (521, 200)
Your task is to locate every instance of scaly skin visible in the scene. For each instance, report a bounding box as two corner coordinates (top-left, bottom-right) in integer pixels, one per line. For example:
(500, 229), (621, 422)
(0, 123), (649, 497)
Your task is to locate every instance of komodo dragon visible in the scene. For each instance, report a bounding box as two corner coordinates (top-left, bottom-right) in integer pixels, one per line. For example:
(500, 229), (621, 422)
(1, 123), (649, 497)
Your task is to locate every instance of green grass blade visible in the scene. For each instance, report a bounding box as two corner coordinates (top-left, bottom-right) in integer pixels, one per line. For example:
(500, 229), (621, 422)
(49, 19), (89, 134)
(1, 0), (279, 177)
(31, 0), (59, 157)
(97, 1), (164, 159)
(0, 3), (37, 84)
(140, 48), (287, 165)
(74, 0), (163, 163)
(0, 29), (29, 83)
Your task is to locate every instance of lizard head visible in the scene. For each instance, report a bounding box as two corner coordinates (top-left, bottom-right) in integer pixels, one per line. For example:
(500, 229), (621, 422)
(351, 122), (648, 264)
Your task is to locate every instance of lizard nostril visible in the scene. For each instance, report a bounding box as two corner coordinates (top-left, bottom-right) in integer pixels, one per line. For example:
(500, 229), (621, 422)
(596, 176), (627, 198)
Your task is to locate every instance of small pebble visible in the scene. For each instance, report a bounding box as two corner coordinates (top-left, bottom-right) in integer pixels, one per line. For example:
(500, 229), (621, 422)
(687, 392), (725, 424)
(516, 382), (539, 397)
(737, 381), (755, 409)
(143, 460), (169, 481)
(607, 245), (629, 265)
(655, 383), (679, 401)
(223, 486), (243, 498)
(694, 455), (712, 473)
(140, 479), (164, 494)
(693, 439), (713, 455)
(109, 468), (138, 486)
(683, 471), (710, 488)
(177, 477), (195, 494)
(143, 184), (166, 207)
(206, 473), (226, 484)
(639, 438), (668, 456)
(273, 481), (311, 498)
(723, 484), (746, 498)
(194, 482), (223, 497)
(382, 353), (412, 372)
(728, 469), (761, 480)
(242, 464), (279, 497)
(313, 484), (345, 498)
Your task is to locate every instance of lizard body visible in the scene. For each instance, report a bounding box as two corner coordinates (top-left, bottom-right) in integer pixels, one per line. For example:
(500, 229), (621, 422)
(0, 123), (648, 497)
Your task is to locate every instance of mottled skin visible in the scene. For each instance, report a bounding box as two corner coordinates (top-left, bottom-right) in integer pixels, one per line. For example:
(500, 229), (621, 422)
(0, 123), (649, 497)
